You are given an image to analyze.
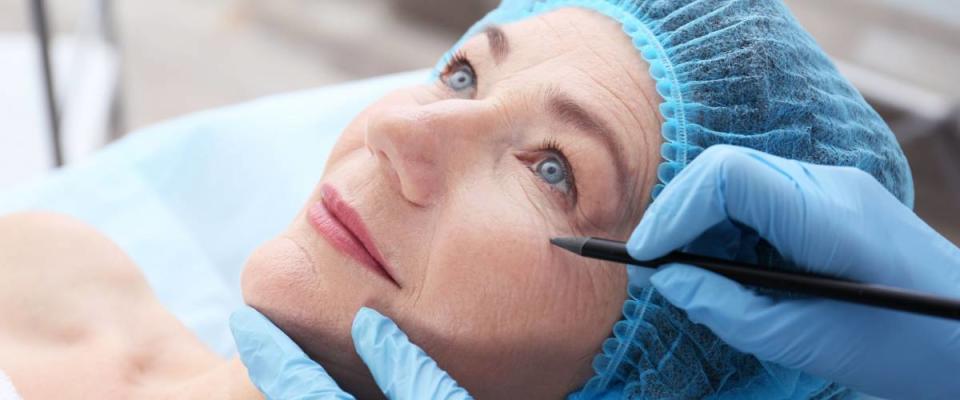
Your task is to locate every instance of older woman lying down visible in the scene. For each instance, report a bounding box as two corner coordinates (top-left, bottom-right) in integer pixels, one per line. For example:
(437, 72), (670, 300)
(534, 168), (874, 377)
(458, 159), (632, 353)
(0, 1), (912, 399)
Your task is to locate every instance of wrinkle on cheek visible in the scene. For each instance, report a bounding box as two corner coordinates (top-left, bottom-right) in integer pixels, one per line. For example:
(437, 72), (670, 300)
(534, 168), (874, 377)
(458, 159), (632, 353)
(391, 207), (442, 318)
(278, 233), (318, 277)
(408, 223), (437, 311)
(574, 202), (607, 236)
(545, 243), (626, 367)
(507, 172), (574, 236)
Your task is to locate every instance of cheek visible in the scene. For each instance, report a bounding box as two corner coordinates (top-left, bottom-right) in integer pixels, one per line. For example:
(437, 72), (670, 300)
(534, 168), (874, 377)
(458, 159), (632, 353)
(394, 188), (627, 398)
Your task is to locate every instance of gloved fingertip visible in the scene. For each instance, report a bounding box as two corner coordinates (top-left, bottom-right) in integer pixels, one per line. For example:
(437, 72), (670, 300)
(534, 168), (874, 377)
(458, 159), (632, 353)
(649, 263), (705, 307)
(229, 305), (263, 330)
(229, 306), (274, 349)
(626, 216), (663, 260)
(351, 308), (414, 396)
(353, 306), (386, 326)
(351, 307), (395, 346)
(232, 306), (290, 340)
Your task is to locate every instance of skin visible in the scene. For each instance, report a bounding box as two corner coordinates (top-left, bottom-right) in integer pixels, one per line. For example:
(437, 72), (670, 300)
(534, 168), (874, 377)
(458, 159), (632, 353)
(0, 212), (262, 399)
(0, 7), (660, 400)
(244, 7), (661, 400)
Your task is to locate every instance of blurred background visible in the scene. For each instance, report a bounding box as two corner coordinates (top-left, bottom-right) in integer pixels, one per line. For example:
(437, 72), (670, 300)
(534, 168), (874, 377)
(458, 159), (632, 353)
(0, 0), (957, 243)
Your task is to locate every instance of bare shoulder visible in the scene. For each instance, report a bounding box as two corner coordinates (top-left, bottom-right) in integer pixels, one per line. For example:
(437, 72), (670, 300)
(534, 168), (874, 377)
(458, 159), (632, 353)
(0, 211), (152, 299)
(0, 210), (119, 248)
(0, 213), (226, 398)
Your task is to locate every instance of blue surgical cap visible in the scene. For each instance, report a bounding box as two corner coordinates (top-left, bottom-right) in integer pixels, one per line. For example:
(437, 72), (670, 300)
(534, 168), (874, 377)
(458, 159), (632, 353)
(438, 0), (913, 398)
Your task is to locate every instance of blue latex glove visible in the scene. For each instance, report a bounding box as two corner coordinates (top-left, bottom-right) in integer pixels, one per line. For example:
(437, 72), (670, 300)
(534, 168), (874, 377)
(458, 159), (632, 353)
(629, 145), (960, 400)
(230, 306), (472, 399)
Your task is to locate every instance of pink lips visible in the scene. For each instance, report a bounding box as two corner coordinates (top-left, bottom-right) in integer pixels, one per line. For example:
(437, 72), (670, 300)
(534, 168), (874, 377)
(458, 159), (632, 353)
(307, 184), (399, 287)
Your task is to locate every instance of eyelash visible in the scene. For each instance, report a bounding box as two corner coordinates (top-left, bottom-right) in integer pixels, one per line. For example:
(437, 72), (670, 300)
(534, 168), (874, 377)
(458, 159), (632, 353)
(444, 51), (472, 74)
(442, 52), (578, 206)
(447, 51), (471, 71)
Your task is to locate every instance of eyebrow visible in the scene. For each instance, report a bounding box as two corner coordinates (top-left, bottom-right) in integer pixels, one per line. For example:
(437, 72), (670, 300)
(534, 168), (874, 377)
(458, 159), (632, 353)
(484, 24), (509, 64)
(547, 91), (630, 186)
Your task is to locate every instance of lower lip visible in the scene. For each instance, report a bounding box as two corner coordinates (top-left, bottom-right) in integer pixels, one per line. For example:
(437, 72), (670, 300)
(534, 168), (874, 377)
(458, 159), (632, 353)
(307, 193), (393, 283)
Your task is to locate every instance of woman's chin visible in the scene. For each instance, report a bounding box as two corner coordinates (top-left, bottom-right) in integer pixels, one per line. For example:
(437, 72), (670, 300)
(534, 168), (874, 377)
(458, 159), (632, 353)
(240, 235), (383, 395)
(241, 236), (343, 344)
(241, 235), (317, 314)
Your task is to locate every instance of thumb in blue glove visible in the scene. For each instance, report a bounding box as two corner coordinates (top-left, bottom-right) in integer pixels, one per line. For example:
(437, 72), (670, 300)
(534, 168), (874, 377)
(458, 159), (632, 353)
(230, 306), (472, 400)
(628, 145), (960, 400)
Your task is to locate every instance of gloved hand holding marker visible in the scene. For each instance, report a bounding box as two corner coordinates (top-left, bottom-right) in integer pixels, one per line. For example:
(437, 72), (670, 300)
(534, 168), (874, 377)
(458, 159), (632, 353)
(625, 145), (960, 400)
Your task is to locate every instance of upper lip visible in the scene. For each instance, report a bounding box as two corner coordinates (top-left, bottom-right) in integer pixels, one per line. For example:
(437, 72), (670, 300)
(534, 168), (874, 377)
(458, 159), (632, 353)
(320, 184), (400, 288)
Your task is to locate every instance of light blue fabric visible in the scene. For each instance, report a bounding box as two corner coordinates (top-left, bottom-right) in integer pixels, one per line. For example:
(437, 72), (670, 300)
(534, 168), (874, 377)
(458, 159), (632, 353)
(439, 1), (915, 399)
(0, 69), (430, 356)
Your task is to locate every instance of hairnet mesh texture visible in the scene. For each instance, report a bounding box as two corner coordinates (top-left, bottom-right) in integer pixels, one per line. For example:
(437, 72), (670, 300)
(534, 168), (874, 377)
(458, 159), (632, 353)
(580, 285), (854, 399)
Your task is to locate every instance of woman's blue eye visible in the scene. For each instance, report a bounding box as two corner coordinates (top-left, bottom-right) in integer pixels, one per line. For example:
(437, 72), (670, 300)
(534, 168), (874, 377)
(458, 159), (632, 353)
(530, 141), (577, 202)
(536, 158), (567, 186)
(444, 65), (475, 92)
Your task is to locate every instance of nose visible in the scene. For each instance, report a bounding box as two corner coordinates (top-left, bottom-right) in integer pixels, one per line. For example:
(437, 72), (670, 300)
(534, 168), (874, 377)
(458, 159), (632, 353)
(365, 100), (499, 206)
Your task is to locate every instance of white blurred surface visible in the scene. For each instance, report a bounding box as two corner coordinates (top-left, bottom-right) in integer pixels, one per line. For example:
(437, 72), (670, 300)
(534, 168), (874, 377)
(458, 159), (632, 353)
(0, 34), (52, 188)
(0, 34), (116, 189)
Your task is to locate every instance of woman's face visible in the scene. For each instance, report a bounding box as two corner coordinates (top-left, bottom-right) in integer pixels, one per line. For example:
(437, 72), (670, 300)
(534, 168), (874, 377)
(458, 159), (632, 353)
(242, 7), (662, 399)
